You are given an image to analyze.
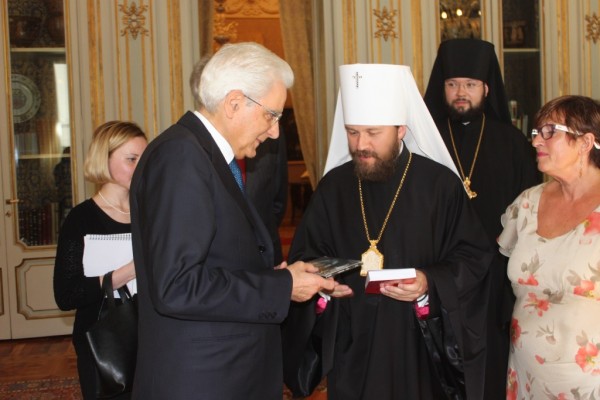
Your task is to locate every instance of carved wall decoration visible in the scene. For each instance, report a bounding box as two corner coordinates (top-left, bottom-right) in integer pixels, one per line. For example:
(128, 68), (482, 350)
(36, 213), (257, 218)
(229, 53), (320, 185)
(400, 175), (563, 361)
(212, 0), (282, 52)
(585, 13), (600, 44)
(373, 6), (398, 41)
(213, 9), (239, 48)
(119, 1), (149, 39)
(221, 0), (279, 18)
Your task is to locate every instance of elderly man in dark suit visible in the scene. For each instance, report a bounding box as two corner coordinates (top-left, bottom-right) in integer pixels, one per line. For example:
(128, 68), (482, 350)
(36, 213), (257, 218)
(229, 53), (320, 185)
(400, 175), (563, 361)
(190, 56), (289, 264)
(130, 42), (335, 400)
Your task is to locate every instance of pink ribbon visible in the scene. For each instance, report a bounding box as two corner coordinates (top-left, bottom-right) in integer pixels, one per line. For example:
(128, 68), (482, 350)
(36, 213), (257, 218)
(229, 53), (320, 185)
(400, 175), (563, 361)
(315, 296), (328, 314)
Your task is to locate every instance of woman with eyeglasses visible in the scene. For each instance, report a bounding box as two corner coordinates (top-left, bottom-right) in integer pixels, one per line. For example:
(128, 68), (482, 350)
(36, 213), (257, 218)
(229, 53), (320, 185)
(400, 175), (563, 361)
(498, 95), (600, 398)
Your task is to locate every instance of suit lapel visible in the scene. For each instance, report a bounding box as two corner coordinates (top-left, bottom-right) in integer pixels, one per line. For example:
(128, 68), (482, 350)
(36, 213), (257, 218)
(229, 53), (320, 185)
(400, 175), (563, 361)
(177, 112), (251, 214)
(177, 112), (274, 266)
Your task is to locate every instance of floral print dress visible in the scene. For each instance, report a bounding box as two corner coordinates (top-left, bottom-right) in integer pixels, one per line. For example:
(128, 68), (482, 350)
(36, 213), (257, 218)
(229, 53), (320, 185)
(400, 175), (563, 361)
(498, 183), (600, 399)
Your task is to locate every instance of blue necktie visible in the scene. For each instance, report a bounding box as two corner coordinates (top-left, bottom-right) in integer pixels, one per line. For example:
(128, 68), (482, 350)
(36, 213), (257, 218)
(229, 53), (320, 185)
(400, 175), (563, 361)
(229, 160), (245, 193)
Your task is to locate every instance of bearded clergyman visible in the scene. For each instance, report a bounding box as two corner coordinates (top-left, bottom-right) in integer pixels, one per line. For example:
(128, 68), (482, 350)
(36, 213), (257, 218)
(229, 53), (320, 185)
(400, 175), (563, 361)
(424, 39), (541, 399)
(282, 64), (497, 400)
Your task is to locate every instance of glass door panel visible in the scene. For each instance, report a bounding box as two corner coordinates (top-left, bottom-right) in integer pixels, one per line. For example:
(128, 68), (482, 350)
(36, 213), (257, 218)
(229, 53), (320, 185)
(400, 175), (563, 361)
(8, 0), (72, 247)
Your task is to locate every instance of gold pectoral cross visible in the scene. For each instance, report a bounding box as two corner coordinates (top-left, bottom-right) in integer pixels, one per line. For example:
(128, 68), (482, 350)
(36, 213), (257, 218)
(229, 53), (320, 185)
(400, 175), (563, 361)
(360, 240), (384, 276)
(463, 177), (477, 199)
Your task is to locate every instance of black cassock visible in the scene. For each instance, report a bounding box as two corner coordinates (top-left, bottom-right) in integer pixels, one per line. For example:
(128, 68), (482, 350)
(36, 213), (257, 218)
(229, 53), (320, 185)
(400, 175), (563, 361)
(437, 114), (541, 398)
(283, 148), (495, 400)
(437, 114), (540, 244)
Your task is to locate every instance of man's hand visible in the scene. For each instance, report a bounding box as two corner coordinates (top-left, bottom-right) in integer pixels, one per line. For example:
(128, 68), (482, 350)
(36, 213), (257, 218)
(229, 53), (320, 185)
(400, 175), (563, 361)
(286, 261), (336, 302)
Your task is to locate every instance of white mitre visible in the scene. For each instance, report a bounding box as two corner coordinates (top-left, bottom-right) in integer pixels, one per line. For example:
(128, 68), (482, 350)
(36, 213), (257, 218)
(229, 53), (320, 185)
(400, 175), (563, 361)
(323, 64), (459, 177)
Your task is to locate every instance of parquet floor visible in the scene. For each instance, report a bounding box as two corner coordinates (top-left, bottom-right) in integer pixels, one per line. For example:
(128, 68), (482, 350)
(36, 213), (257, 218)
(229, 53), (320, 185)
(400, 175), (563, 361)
(0, 335), (326, 399)
(0, 335), (77, 383)
(0, 221), (329, 399)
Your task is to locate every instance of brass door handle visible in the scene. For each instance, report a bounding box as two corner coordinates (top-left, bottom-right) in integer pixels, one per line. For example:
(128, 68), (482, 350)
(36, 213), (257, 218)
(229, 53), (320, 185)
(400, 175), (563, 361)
(5, 198), (20, 204)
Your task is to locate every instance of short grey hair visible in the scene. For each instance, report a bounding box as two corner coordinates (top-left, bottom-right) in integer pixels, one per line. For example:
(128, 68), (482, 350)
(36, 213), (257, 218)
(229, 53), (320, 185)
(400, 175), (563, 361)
(200, 42), (294, 113)
(189, 54), (212, 109)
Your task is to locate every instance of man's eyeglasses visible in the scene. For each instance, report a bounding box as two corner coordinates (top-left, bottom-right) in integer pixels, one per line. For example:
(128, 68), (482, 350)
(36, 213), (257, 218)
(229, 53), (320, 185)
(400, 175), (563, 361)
(244, 95), (283, 126)
(532, 123), (600, 149)
(444, 80), (484, 92)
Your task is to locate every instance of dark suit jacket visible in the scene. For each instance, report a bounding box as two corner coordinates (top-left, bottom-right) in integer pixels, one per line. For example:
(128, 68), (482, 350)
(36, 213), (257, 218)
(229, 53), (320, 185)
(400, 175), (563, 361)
(245, 134), (288, 264)
(130, 111), (293, 400)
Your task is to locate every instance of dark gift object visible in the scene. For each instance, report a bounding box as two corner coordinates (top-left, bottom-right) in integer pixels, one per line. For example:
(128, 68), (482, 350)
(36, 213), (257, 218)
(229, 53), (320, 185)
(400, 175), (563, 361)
(310, 256), (362, 278)
(46, 14), (65, 45)
(9, 16), (42, 47)
(46, 0), (65, 45)
(503, 20), (527, 47)
(86, 271), (138, 398)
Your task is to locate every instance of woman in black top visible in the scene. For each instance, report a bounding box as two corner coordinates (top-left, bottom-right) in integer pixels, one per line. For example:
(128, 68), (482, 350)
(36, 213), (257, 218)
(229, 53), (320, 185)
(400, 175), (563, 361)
(53, 121), (147, 399)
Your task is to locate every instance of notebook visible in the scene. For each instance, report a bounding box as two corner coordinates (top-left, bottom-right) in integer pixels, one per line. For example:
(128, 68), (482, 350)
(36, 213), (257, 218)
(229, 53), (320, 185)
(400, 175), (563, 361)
(83, 233), (136, 295)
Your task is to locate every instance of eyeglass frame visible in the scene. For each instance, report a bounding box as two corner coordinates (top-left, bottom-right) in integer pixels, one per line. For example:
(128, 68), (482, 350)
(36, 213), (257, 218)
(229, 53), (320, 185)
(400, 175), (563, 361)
(532, 123), (600, 150)
(531, 123), (577, 140)
(243, 94), (283, 126)
(444, 80), (484, 92)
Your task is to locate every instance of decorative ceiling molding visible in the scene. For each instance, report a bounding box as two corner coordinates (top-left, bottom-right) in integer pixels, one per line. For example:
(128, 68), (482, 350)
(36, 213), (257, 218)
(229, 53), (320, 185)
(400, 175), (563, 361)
(373, 6), (397, 42)
(119, 1), (149, 39)
(585, 13), (600, 44)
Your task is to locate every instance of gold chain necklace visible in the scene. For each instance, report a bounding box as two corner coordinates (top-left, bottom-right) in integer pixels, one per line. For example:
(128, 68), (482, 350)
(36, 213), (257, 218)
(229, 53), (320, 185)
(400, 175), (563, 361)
(358, 152), (412, 276)
(447, 114), (485, 199)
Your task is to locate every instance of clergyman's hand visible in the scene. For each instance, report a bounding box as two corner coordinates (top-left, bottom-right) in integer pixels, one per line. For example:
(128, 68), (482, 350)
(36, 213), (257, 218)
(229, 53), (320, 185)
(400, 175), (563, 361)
(322, 281), (353, 298)
(286, 261), (335, 302)
(379, 269), (428, 302)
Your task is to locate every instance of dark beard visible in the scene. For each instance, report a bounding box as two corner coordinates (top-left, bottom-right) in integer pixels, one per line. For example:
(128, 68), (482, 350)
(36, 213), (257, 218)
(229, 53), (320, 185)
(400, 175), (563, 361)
(446, 100), (485, 123)
(352, 144), (400, 182)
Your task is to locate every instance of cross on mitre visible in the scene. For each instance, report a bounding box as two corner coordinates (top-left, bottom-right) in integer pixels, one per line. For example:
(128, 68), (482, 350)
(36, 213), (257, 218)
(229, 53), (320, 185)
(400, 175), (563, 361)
(353, 72), (363, 88)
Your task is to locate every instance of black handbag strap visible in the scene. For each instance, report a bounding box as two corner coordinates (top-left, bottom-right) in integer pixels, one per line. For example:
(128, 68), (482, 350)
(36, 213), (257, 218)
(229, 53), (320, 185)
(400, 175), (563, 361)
(102, 271), (116, 308)
(97, 271), (133, 320)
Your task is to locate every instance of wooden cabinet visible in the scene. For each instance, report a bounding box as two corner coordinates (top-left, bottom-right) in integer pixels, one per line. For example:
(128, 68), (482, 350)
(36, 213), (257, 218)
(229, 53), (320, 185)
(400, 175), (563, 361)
(1, 0), (76, 339)
(495, 0), (600, 132)
(501, 0), (541, 137)
(7, 1), (74, 246)
(488, 0), (600, 118)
